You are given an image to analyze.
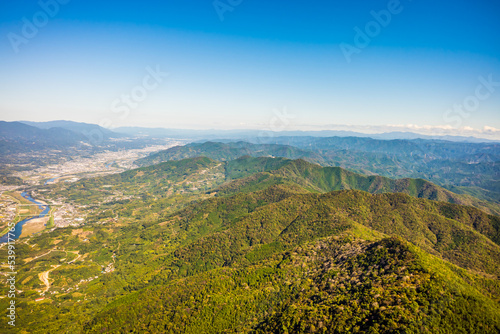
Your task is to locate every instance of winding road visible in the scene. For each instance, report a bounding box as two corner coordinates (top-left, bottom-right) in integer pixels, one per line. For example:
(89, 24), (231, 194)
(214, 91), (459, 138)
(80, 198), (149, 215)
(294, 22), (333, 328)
(37, 250), (82, 292)
(39, 265), (60, 293)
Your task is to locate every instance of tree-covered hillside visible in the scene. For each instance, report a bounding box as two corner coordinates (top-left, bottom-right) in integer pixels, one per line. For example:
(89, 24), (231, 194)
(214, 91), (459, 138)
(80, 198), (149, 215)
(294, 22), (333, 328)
(217, 156), (500, 215)
(54, 155), (500, 215)
(2, 156), (499, 333)
(135, 141), (323, 167)
(136, 140), (500, 203)
(8, 185), (499, 333)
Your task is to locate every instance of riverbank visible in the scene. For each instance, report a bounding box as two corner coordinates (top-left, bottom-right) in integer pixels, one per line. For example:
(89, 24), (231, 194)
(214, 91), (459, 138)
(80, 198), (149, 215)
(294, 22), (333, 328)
(0, 192), (50, 243)
(20, 217), (49, 238)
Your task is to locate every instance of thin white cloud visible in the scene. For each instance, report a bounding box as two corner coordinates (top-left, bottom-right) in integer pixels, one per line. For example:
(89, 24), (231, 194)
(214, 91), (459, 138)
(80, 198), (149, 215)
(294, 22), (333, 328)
(292, 123), (500, 140)
(483, 126), (500, 133)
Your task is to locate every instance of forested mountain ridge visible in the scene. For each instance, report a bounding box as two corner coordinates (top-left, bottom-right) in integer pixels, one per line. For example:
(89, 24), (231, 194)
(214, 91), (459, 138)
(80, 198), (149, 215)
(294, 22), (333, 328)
(216, 156), (500, 215)
(265, 136), (500, 160)
(2, 156), (500, 333)
(268, 136), (500, 202)
(80, 187), (500, 333)
(136, 140), (500, 203)
(53, 155), (500, 215)
(135, 141), (323, 167)
(84, 237), (500, 333)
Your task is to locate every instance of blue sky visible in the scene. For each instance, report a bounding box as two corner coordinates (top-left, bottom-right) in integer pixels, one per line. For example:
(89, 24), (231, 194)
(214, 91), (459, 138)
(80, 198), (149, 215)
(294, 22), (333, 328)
(0, 0), (499, 138)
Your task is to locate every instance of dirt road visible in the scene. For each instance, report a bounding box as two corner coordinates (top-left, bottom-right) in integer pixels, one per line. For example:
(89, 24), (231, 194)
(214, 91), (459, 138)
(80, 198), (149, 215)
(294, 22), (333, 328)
(38, 265), (60, 293)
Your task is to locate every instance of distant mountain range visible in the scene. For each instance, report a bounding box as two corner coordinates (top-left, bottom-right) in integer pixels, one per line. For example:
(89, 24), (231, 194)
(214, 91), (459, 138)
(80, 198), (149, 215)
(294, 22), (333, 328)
(138, 139), (500, 166)
(2, 121), (499, 202)
(2, 120), (498, 144)
(21, 120), (124, 140)
(0, 120), (124, 149)
(0, 121), (87, 154)
(115, 126), (500, 143)
(0, 121), (166, 164)
(258, 136), (500, 161)
(136, 153), (498, 215)
(135, 141), (323, 167)
(1, 121), (497, 156)
(136, 140), (500, 202)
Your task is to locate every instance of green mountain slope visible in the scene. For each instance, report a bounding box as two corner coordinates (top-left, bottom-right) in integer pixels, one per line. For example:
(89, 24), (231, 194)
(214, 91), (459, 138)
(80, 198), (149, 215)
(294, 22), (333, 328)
(4, 157), (500, 333)
(80, 188), (500, 333)
(218, 156), (500, 215)
(260, 136), (500, 203)
(164, 188), (500, 277)
(51, 156), (224, 205)
(83, 237), (500, 333)
(135, 140), (500, 203)
(135, 141), (323, 167)
(53, 155), (500, 215)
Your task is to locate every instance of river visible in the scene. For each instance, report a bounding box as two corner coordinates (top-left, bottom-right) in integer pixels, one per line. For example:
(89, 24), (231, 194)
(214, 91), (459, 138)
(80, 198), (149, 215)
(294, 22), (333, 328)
(0, 192), (50, 243)
(44, 177), (59, 185)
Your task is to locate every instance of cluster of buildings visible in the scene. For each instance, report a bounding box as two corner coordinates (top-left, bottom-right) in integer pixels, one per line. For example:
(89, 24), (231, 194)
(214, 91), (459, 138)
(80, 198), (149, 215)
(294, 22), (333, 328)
(103, 263), (115, 274)
(18, 144), (180, 186)
(52, 204), (85, 228)
(78, 275), (99, 285)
